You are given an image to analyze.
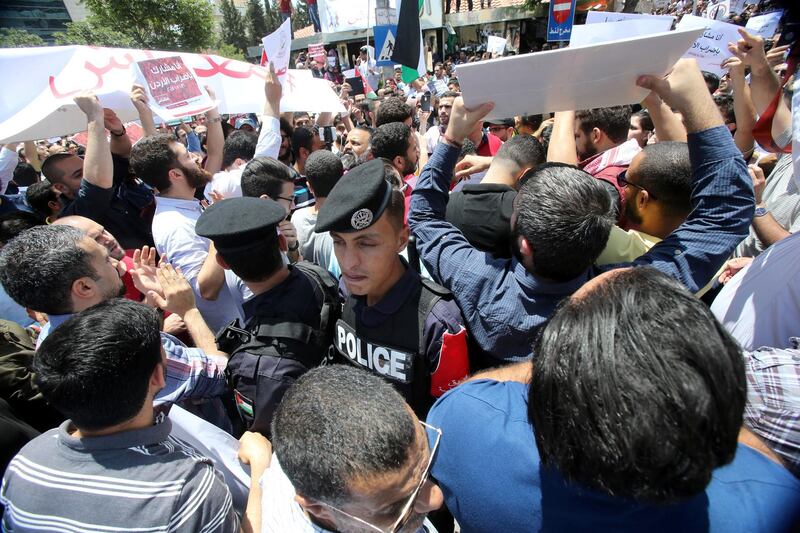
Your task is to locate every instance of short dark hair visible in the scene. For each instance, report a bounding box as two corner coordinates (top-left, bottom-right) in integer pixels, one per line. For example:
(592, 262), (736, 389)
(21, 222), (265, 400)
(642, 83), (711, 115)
(713, 94), (736, 125)
(25, 180), (58, 218)
(129, 134), (180, 192)
(494, 135), (545, 170)
(530, 267), (745, 503)
(517, 114), (544, 132)
(0, 225), (95, 315)
(272, 365), (416, 505)
(632, 109), (654, 132)
(440, 91), (460, 100)
(280, 117), (295, 139)
(516, 163), (615, 281)
(241, 157), (293, 199)
(13, 162), (39, 186)
(305, 150), (343, 198)
(40, 153), (74, 183)
(292, 126), (318, 160)
(636, 142), (693, 218)
(576, 106), (632, 144)
(36, 299), (163, 431)
(0, 211), (44, 246)
(371, 123), (412, 162)
(703, 71), (721, 94)
(385, 188), (406, 231)
(375, 97), (414, 127)
(222, 130), (258, 169)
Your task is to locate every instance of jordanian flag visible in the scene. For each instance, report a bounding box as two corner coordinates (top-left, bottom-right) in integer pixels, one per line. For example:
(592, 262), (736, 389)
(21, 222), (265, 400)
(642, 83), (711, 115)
(391, 0), (426, 84)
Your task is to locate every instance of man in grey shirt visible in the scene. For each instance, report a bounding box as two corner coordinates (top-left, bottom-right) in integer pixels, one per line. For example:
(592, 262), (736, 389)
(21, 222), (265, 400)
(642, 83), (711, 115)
(1, 298), (270, 533)
(293, 150), (344, 276)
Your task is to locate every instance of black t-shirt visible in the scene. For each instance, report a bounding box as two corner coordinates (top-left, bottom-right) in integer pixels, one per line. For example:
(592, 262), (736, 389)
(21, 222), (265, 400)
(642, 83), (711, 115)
(446, 183), (516, 258)
(59, 154), (155, 250)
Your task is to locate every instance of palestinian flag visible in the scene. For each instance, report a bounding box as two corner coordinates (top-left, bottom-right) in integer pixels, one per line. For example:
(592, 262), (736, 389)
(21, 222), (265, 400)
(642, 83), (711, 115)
(391, 0), (426, 84)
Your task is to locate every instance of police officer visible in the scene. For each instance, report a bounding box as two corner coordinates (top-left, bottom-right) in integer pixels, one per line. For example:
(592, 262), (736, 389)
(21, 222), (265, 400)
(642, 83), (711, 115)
(315, 158), (469, 417)
(195, 197), (339, 436)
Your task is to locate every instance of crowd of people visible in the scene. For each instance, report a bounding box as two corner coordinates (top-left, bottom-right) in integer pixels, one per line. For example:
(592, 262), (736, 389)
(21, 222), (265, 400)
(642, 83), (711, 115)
(0, 0), (799, 531)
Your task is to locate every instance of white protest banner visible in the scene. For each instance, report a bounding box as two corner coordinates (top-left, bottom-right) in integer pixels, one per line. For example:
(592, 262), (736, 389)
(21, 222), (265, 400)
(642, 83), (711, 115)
(570, 19), (675, 48)
(729, 0), (746, 14)
(0, 45), (345, 144)
(585, 11), (676, 25)
(168, 406), (250, 512)
(676, 14), (741, 76)
(486, 35), (508, 56)
(456, 27), (703, 121)
(132, 56), (215, 121)
(745, 11), (783, 40)
(262, 17), (292, 76)
(319, 0), (442, 33)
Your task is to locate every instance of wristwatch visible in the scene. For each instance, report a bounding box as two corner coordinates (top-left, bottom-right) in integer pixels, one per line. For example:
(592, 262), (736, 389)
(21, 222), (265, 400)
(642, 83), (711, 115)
(754, 206), (768, 217)
(288, 241), (299, 252)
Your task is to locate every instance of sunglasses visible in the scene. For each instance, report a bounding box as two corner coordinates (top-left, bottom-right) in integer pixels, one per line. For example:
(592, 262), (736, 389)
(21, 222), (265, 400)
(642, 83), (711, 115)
(618, 170), (657, 200)
(322, 421), (442, 533)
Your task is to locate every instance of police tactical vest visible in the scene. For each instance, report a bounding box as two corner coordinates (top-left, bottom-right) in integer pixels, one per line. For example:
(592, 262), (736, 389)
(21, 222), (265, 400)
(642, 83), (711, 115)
(333, 277), (451, 417)
(216, 262), (340, 435)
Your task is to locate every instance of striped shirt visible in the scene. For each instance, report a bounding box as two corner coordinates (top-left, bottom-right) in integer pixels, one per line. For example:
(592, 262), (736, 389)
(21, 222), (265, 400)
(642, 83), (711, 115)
(1, 418), (238, 533)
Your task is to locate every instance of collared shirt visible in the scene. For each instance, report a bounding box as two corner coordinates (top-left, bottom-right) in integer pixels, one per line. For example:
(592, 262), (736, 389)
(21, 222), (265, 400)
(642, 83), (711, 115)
(744, 336), (800, 477)
(712, 230), (800, 351)
(426, 379), (800, 533)
(409, 126), (753, 361)
(152, 195), (243, 333)
(1, 418), (239, 533)
(260, 455), (437, 533)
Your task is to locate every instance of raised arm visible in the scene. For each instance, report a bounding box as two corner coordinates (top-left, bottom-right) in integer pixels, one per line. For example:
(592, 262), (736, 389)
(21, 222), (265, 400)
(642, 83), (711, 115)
(104, 109), (132, 158)
(630, 59), (754, 293)
(131, 84), (157, 138)
(23, 141), (41, 172)
(74, 93), (113, 190)
(722, 56), (757, 157)
(202, 87), (224, 175)
(642, 91), (687, 142)
(546, 111), (579, 165)
(255, 62), (283, 159)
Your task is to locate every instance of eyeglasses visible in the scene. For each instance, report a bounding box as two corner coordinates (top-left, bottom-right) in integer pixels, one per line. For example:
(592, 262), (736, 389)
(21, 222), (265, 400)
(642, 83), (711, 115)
(321, 421), (442, 533)
(618, 170), (657, 200)
(277, 195), (295, 204)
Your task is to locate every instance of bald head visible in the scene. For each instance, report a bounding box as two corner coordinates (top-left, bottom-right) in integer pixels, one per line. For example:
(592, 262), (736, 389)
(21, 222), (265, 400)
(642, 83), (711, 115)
(54, 216), (125, 260)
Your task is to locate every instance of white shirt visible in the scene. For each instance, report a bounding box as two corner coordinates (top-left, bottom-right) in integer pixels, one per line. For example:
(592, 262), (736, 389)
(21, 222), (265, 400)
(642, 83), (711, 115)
(424, 127), (442, 155)
(152, 196), (243, 332)
(711, 230), (800, 351)
(204, 116), (282, 201)
(260, 456), (437, 533)
(0, 146), (19, 194)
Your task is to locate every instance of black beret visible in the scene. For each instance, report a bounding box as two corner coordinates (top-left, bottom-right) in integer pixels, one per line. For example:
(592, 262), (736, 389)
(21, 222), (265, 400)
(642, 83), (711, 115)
(195, 197), (285, 254)
(314, 158), (392, 233)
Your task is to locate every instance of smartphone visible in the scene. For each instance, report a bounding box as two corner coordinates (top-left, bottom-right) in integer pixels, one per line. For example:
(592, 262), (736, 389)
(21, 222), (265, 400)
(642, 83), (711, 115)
(420, 92), (432, 113)
(345, 76), (365, 95)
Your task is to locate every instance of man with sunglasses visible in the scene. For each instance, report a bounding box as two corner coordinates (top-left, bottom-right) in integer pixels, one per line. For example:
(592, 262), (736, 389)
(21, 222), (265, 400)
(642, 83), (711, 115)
(263, 364), (443, 533)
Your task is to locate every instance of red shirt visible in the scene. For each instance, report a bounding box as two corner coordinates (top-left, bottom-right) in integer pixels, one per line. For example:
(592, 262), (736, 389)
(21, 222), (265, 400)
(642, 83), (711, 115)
(476, 132), (503, 157)
(121, 255), (143, 302)
(280, 0), (292, 12)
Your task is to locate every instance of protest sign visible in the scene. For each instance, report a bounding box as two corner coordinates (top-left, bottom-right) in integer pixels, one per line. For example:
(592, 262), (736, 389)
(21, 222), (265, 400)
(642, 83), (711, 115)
(456, 27), (703, 121)
(320, 0), (441, 33)
(261, 17), (292, 76)
(570, 19), (675, 48)
(308, 42), (326, 65)
(133, 56), (214, 121)
(0, 45), (345, 144)
(706, 0), (731, 20)
(547, 0), (577, 42)
(585, 11), (676, 25)
(676, 14), (741, 76)
(487, 35), (508, 56)
(745, 11), (783, 40)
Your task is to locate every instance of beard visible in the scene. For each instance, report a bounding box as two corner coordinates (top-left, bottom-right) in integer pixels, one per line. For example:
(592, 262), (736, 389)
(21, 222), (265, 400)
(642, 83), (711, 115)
(179, 162), (212, 189)
(624, 193), (643, 227)
(576, 141), (599, 162)
(401, 157), (417, 176)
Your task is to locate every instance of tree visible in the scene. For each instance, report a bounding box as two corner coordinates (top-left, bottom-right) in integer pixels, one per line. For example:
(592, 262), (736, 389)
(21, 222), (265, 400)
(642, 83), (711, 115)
(292, 1), (311, 32)
(219, 0), (249, 54)
(246, 0), (268, 45)
(53, 21), (135, 47)
(264, 0), (282, 34)
(210, 41), (247, 61)
(0, 28), (45, 48)
(81, 0), (215, 51)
